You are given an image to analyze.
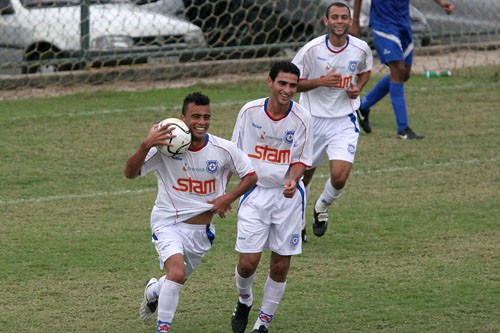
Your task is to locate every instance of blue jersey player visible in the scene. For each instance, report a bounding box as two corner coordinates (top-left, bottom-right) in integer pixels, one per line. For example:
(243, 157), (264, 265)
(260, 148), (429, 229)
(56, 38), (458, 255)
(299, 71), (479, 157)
(351, 0), (455, 139)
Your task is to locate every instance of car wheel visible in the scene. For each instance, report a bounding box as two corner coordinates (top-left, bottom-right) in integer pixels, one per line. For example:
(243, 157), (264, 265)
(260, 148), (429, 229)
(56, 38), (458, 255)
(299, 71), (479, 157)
(421, 36), (431, 47)
(22, 43), (72, 74)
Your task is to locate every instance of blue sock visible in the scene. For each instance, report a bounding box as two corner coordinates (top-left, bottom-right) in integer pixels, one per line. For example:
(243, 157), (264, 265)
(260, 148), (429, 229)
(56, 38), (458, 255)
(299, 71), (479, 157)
(389, 82), (408, 132)
(360, 75), (390, 110)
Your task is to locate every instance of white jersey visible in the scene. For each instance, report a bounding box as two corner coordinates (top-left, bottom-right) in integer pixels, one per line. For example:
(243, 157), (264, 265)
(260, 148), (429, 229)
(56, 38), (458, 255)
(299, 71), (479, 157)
(292, 34), (373, 118)
(140, 133), (255, 230)
(231, 98), (313, 188)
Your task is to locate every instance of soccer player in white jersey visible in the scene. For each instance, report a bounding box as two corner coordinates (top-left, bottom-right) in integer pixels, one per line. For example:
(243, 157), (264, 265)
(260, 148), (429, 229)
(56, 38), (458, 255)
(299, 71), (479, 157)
(230, 61), (313, 333)
(351, 0), (454, 138)
(124, 92), (257, 333)
(292, 2), (373, 241)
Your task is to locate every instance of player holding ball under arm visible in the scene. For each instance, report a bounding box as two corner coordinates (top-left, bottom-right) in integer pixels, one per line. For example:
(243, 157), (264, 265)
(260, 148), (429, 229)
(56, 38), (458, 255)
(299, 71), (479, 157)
(124, 92), (257, 333)
(292, 2), (372, 241)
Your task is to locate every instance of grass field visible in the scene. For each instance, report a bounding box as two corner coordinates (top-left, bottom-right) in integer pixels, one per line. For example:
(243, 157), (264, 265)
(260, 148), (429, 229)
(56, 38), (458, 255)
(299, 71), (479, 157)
(1, 66), (499, 333)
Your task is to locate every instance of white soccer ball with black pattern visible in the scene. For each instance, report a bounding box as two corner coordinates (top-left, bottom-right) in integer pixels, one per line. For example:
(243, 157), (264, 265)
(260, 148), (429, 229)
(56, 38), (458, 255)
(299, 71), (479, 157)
(157, 118), (191, 156)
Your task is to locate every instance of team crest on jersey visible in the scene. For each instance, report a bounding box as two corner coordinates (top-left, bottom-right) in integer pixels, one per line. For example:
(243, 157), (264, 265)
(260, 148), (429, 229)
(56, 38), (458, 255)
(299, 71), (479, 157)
(348, 61), (357, 73)
(284, 130), (295, 144)
(290, 233), (300, 248)
(206, 160), (219, 174)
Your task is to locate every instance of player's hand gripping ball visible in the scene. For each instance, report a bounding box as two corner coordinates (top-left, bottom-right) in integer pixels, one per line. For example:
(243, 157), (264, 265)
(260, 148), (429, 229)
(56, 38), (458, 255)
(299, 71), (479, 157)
(157, 118), (192, 156)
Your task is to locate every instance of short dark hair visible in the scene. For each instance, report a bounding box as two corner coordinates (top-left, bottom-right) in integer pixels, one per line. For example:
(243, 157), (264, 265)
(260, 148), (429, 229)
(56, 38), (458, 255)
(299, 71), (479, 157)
(268, 61), (300, 82)
(325, 2), (351, 18)
(182, 92), (210, 115)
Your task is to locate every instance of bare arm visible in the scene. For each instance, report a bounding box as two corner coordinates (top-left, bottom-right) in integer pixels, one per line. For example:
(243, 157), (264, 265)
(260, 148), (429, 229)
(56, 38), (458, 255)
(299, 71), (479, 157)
(346, 71), (371, 99)
(351, 0), (363, 37)
(124, 141), (151, 179)
(208, 172), (258, 217)
(433, 0), (455, 14)
(124, 122), (175, 179)
(356, 71), (371, 91)
(297, 69), (342, 93)
(283, 163), (307, 198)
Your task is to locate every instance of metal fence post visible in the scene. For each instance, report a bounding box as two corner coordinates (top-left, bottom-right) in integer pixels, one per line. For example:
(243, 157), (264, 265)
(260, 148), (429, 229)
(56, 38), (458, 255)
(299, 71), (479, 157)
(80, 0), (90, 70)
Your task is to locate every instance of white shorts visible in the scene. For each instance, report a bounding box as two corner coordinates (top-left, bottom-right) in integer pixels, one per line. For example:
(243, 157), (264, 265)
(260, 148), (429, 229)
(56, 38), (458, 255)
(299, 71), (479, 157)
(152, 223), (215, 279)
(310, 114), (360, 167)
(236, 185), (304, 256)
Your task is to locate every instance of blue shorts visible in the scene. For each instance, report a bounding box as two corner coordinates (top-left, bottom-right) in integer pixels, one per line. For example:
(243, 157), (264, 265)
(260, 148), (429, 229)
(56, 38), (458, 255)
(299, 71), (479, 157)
(372, 25), (414, 66)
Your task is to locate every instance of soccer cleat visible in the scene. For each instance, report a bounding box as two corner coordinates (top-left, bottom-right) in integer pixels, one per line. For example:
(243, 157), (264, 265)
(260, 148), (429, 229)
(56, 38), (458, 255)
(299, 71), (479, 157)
(140, 277), (158, 321)
(301, 228), (308, 243)
(252, 325), (269, 333)
(397, 127), (424, 140)
(356, 107), (372, 133)
(231, 301), (252, 333)
(312, 208), (329, 237)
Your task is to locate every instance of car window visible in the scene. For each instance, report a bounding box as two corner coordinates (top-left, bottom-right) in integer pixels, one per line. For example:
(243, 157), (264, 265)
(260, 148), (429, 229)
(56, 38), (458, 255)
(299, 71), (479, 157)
(0, 0), (14, 14)
(21, 0), (130, 8)
(132, 0), (159, 5)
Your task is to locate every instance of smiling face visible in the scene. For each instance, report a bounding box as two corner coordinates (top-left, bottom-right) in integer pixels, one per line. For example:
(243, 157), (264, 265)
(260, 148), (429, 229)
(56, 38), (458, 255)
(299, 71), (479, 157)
(267, 71), (299, 108)
(180, 102), (211, 147)
(323, 3), (352, 41)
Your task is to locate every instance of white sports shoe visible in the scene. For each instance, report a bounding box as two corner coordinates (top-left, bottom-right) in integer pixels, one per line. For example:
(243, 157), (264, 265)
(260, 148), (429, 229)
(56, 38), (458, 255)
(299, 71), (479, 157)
(140, 277), (158, 321)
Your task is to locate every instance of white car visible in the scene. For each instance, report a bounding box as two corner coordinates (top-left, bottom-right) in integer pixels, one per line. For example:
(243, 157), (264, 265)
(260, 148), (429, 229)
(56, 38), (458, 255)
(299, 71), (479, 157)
(0, 0), (206, 73)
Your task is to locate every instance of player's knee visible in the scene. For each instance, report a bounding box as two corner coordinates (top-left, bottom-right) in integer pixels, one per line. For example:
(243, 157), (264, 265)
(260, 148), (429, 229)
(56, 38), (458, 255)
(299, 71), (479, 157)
(390, 66), (408, 82)
(404, 71), (411, 82)
(330, 173), (348, 189)
(332, 179), (346, 190)
(238, 258), (258, 277)
(302, 168), (315, 187)
(166, 266), (185, 284)
(238, 264), (256, 278)
(270, 263), (290, 281)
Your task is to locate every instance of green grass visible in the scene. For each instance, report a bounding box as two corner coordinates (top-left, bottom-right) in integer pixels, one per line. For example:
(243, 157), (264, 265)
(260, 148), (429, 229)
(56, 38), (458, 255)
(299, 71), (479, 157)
(1, 67), (499, 332)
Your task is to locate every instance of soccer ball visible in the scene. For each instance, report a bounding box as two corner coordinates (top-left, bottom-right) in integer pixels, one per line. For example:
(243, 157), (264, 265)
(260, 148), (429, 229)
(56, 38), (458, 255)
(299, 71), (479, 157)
(157, 118), (191, 156)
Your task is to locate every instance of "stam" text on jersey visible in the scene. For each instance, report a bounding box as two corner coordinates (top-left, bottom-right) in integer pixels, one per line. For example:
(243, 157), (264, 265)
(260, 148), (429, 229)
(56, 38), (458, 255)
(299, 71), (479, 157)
(248, 145), (290, 164)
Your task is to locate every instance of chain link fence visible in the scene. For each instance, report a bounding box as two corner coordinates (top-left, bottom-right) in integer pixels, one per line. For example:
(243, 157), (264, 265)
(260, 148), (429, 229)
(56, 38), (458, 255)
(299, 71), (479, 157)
(1, 0), (499, 94)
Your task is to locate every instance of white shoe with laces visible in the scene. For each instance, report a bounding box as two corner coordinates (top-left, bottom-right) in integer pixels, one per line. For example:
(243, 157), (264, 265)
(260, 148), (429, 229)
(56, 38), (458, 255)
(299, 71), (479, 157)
(140, 277), (158, 321)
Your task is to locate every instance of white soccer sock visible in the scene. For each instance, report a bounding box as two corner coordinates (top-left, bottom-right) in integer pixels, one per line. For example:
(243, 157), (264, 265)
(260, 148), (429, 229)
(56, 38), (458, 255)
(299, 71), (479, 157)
(315, 178), (343, 211)
(253, 276), (286, 330)
(235, 266), (255, 306)
(158, 275), (166, 289)
(157, 279), (182, 324)
(146, 275), (166, 302)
